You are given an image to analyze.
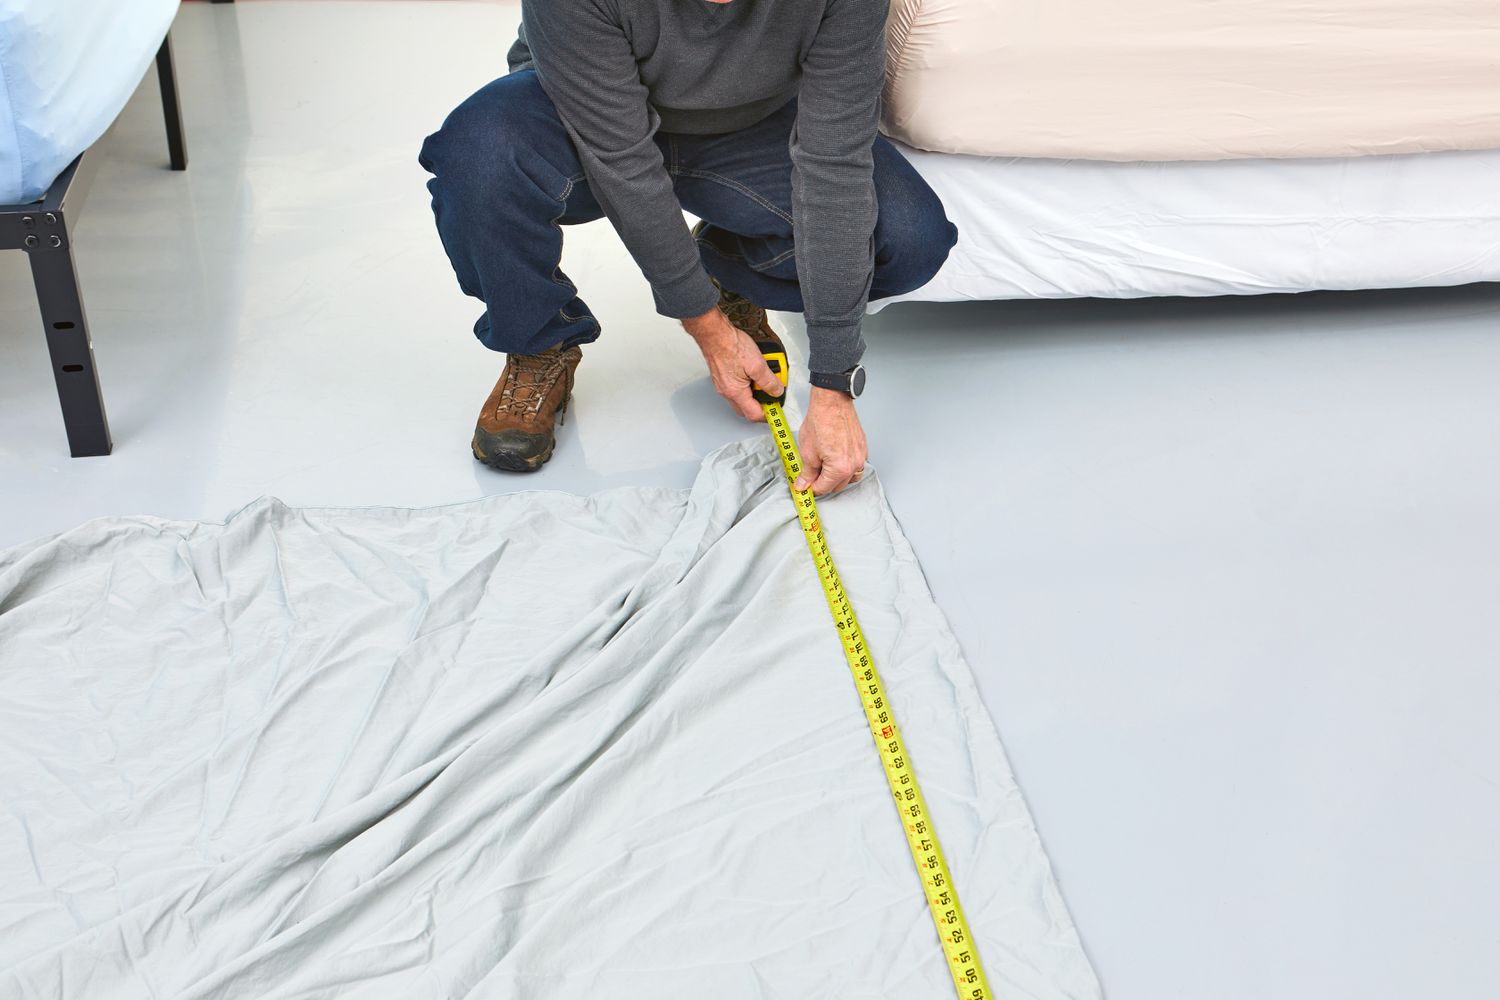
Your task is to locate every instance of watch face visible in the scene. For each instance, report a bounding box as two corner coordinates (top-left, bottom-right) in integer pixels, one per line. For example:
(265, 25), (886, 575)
(849, 365), (867, 398)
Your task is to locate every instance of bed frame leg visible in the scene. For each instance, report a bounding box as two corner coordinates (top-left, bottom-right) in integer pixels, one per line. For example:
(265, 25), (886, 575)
(28, 217), (113, 458)
(156, 33), (188, 171)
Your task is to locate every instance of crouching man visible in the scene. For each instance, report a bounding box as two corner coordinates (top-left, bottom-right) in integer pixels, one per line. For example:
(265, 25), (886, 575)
(420, 0), (956, 495)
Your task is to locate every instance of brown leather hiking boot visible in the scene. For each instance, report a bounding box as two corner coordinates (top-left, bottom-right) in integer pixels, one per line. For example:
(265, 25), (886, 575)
(471, 344), (581, 472)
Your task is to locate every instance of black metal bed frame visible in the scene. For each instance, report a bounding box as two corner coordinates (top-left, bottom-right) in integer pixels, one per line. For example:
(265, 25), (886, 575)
(0, 33), (189, 458)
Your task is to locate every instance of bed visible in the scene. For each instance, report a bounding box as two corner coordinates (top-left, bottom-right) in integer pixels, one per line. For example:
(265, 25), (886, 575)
(0, 0), (186, 457)
(875, 0), (1500, 308)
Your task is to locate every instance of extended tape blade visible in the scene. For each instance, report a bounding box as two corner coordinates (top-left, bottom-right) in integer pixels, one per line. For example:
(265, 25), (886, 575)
(763, 400), (992, 1000)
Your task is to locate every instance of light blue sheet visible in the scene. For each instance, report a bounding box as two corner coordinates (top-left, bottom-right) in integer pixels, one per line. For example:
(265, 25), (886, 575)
(0, 0), (178, 204)
(0, 441), (1102, 999)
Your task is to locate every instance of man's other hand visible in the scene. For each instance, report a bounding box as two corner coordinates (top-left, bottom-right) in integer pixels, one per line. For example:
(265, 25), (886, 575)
(794, 388), (868, 496)
(683, 307), (785, 422)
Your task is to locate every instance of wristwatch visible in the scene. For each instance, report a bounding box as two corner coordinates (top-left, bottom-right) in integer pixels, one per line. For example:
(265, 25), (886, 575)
(809, 364), (866, 399)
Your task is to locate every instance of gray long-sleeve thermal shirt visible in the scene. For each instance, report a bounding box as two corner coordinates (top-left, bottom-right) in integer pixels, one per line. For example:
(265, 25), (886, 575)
(509, 0), (887, 376)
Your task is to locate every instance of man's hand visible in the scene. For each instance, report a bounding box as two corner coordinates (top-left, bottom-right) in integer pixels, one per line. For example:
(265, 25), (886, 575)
(683, 306), (785, 421)
(794, 388), (868, 496)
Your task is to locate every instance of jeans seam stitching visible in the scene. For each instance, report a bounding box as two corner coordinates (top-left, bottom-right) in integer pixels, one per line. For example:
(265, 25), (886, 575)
(552, 173), (592, 327)
(757, 245), (798, 269)
(676, 167), (794, 225)
(699, 234), (797, 273)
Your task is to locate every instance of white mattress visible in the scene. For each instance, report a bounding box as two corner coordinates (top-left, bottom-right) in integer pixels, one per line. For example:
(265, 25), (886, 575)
(0, 0), (179, 204)
(873, 144), (1500, 308)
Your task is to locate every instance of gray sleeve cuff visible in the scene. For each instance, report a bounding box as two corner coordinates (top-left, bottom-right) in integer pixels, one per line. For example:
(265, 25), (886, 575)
(651, 265), (720, 320)
(806, 322), (867, 377)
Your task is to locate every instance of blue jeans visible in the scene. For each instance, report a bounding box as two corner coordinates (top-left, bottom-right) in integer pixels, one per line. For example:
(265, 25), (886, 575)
(419, 69), (957, 356)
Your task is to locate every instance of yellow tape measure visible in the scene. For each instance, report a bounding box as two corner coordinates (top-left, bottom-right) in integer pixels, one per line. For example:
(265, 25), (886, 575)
(754, 346), (992, 1000)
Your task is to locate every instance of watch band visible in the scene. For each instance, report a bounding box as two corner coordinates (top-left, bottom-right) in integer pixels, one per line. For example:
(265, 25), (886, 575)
(809, 365), (866, 398)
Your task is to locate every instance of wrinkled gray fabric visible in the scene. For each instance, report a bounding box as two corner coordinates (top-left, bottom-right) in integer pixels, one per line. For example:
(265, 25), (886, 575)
(0, 440), (1100, 999)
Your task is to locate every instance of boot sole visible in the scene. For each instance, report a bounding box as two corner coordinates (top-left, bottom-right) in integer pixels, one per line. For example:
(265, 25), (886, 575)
(471, 435), (555, 473)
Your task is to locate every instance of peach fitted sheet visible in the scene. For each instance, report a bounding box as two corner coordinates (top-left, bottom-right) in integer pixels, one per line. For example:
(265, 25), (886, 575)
(882, 0), (1500, 160)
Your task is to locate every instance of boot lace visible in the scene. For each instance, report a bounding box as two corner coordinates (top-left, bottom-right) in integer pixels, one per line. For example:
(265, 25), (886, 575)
(497, 350), (571, 420)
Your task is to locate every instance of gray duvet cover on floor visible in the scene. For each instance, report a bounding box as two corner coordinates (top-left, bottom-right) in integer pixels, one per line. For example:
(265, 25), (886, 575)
(0, 440), (1100, 999)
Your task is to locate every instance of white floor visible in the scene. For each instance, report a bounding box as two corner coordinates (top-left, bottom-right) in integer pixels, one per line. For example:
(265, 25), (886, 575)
(3, 3), (1499, 998)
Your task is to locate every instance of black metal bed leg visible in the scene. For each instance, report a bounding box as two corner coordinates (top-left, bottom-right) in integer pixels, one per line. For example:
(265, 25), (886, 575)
(28, 222), (113, 457)
(156, 33), (188, 171)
